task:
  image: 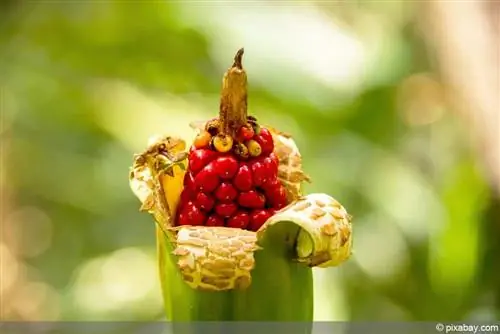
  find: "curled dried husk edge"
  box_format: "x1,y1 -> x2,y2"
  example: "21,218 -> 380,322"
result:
129,128 -> 352,291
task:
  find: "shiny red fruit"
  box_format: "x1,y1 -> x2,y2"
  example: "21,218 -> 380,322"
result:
254,127 -> 274,155
213,156 -> 239,180
267,185 -> 288,210
260,178 -> 281,193
178,201 -> 206,226
258,127 -> 273,142
189,148 -> 218,174
248,209 -> 273,231
233,164 -> 253,191
177,212 -> 190,226
195,192 -> 215,212
227,211 -> 250,229
215,182 -> 238,202
206,214 -> 225,227
238,125 -> 255,141
194,163 -> 219,193
183,172 -> 195,188
251,161 -> 268,187
180,187 -> 194,204
262,156 -> 278,180
238,190 -> 265,209
215,202 -> 238,217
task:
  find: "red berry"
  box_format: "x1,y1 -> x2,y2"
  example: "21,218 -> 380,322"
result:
251,161 -> 268,187
180,187 -> 194,204
238,125 -> 255,141
215,202 -> 238,218
195,192 -> 215,212
267,185 -> 288,210
215,182 -> 238,202
178,201 -> 206,226
206,214 -> 225,227
233,164 -> 253,191
194,163 -> 219,193
262,156 -> 278,180
213,156 -> 239,180
238,190 -> 265,209
227,211 -> 250,229
189,148 -> 218,174
248,209 -> 273,231
183,172 -> 195,188
261,178 -> 281,193
177,212 -> 190,226
254,127 -> 274,155
258,127 -> 273,142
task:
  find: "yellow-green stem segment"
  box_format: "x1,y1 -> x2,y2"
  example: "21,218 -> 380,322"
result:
157,223 -> 313,322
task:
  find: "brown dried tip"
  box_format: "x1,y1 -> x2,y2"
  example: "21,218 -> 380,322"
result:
232,48 -> 244,69
218,48 -> 248,137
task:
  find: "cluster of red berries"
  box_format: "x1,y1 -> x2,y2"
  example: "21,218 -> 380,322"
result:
176,119 -> 289,232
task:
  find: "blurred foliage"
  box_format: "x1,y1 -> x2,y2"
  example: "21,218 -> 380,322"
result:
1,0 -> 499,323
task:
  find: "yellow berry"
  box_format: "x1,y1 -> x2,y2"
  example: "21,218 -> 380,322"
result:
213,134 -> 233,153
193,131 -> 212,149
246,139 -> 262,157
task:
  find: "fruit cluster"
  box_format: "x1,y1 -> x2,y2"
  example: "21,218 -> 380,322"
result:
176,118 -> 289,231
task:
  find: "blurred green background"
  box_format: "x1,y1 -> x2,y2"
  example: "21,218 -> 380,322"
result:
1,0 -> 499,322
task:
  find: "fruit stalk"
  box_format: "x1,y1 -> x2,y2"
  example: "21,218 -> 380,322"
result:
129,49 -> 353,327
218,47 -> 248,137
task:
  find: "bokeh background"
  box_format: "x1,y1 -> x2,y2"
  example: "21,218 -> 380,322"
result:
1,0 -> 499,322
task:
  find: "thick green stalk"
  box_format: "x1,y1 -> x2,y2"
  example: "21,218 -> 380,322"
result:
157,222 -> 313,322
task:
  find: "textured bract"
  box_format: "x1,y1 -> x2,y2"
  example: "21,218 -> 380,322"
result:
267,126 -> 311,202
129,130 -> 353,291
